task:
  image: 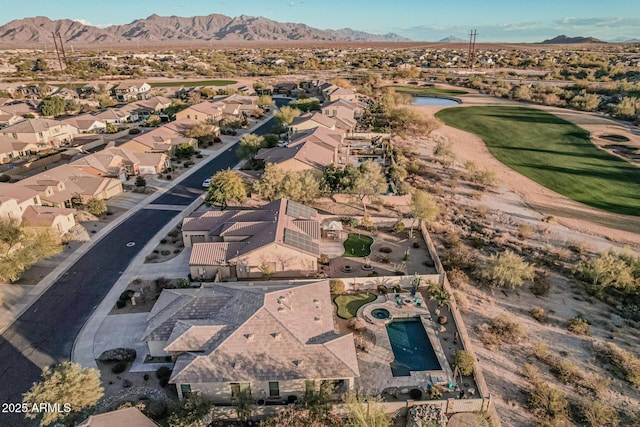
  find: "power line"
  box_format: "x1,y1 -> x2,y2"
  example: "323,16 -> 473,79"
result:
468,29 -> 477,69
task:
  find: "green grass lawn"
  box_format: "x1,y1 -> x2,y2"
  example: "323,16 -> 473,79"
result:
343,233 -> 374,257
149,79 -> 237,88
387,85 -> 468,96
334,292 -> 377,319
436,106 -> 640,216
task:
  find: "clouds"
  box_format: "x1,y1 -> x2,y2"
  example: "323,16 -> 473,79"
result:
396,16 -> 640,42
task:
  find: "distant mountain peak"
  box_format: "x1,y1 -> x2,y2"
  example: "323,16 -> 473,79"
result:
0,13 -> 411,45
439,35 -> 466,43
540,34 -> 605,44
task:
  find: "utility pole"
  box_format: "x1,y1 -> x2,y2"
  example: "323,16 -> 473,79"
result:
52,32 -> 63,71
58,33 -> 68,67
468,29 -> 477,69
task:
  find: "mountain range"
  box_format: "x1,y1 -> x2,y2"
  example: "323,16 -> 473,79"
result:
0,14 -> 410,45
540,35 -> 605,44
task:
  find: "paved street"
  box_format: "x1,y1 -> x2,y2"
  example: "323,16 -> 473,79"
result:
0,112 -> 282,426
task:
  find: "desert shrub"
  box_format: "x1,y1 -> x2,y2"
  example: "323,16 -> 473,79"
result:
319,254 -> 330,265
567,316 -> 590,335
412,242 -> 420,248
530,272 -> 551,296
166,175 -> 172,180
379,246 -> 392,253
447,268 -> 469,288
428,386 -> 442,400
521,363 -> 540,383
481,314 -> 527,347
530,307 -> 548,323
443,231 -> 461,248
391,221 -> 405,233
160,250 -> 170,256
347,317 -> 367,332
111,362 -> 126,374
442,245 -> 476,270
534,341 -> 549,361
517,224 -> 534,240
173,249 -> 180,254
594,342 -> 640,385
453,290 -> 469,312
568,240 -> 592,255
377,285 -> 388,294
116,299 -> 126,309
478,250 -> 535,289
527,381 -> 569,423
453,350 -> 475,376
476,205 -> 488,218
548,358 -> 582,385
579,398 -> 619,427
160,239 -> 167,244
329,279 -> 345,295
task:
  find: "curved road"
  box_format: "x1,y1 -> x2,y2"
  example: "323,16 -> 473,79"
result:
0,115 -> 279,426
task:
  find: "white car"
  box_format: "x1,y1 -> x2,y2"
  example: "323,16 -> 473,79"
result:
202,178 -> 211,188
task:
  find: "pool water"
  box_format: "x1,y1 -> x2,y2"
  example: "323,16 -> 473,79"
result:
412,96 -> 460,107
371,308 -> 390,319
386,319 -> 441,376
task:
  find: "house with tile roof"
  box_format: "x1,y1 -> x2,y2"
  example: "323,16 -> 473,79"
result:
183,199 -> 321,281
112,81 -> 151,102
289,112 -> 339,134
0,118 -> 78,149
322,99 -> 364,119
144,280 -> 359,402
120,120 -> 198,154
174,101 -> 223,124
79,407 -> 158,427
62,114 -> 107,134
0,183 -> 76,235
255,126 -> 347,171
20,165 -> 122,208
70,147 -> 169,181
0,136 -> 39,163
92,108 -> 130,124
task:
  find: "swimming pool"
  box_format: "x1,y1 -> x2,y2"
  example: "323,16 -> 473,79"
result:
386,319 -> 441,376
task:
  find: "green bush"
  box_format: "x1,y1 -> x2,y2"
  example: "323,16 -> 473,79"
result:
161,250 -> 171,256
567,316 -> 590,335
116,299 -> 126,309
391,221 -> 405,233
156,366 -> 172,386
530,307 -> 548,323
527,381 -> 569,423
453,350 -> 475,376
329,279 -> 345,295
594,342 -> 640,385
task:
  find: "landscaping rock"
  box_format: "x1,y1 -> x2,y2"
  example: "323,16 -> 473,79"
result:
406,404 -> 447,427
97,348 -> 137,363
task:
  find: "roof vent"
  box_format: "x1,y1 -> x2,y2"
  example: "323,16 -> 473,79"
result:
244,333 -> 254,342
314,316 -> 321,322
293,359 -> 304,367
271,332 -> 282,340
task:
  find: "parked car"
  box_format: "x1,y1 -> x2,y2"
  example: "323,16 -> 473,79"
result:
202,178 -> 211,188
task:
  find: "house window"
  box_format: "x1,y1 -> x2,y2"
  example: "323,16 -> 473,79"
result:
12,133 -> 17,139
33,197 -> 38,204
230,382 -> 251,399
180,384 -> 192,396
194,115 -> 198,120
39,132 -> 43,138
269,382 -> 279,397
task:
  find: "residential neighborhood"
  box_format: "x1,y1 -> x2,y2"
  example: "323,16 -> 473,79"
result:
0,7 -> 639,427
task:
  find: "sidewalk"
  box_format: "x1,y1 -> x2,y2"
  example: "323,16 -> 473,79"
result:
71,114 -> 273,369
0,113 -> 272,340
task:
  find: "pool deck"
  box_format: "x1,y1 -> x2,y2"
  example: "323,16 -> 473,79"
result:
354,293 -> 454,395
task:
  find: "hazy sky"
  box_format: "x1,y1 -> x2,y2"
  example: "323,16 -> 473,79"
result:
4,0 -> 639,42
